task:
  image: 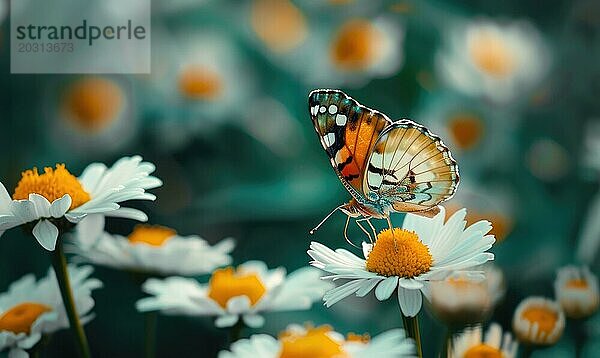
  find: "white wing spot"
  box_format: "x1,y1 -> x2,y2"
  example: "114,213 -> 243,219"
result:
323,132 -> 336,148
336,114 -> 347,126
311,105 -> 319,116
319,106 -> 327,113
328,105 -> 338,114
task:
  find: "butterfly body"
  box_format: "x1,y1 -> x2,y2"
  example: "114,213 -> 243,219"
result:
309,89 -> 459,236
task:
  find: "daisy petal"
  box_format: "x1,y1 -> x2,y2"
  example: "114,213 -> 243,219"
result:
28,194 -> 51,218
215,314 -> 239,328
32,219 -> 59,251
243,314 -> 265,328
397,287 -> 422,317
50,194 -> 72,218
398,278 -> 424,290
8,348 -> 29,358
375,276 -> 398,300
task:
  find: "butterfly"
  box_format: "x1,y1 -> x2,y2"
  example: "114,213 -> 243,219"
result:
308,89 -> 459,243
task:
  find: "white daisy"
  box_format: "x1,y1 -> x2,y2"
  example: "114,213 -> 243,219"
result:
436,17 -> 550,104
135,261 -> 332,328
450,323 -> 518,358
219,324 -> 415,358
46,76 -> 138,156
512,296 -> 565,346
429,264 -> 505,326
308,206 -> 495,317
0,265 -> 102,358
0,156 -> 162,251
554,266 -> 599,319
69,223 -> 234,276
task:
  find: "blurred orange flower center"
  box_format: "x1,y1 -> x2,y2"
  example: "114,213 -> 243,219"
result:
331,19 -> 381,71
251,0 -> 307,53
0,302 -> 52,334
12,164 -> 90,210
463,343 -> 502,358
345,332 -> 370,343
448,113 -> 484,150
565,279 -> 589,289
62,77 -> 124,132
366,228 -> 433,278
207,267 -> 267,308
279,325 -> 347,358
178,66 -> 223,100
128,225 -> 176,247
521,305 -> 558,335
468,30 -> 515,77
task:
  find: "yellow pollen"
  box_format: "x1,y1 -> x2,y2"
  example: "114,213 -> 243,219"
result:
0,302 -> 52,334
207,267 -> 267,309
178,66 -> 224,100
251,0 -> 307,54
463,343 -> 503,358
330,19 -> 381,71
447,113 -> 484,150
565,279 -> 589,289
61,77 -> 124,132
128,225 -> 176,247
521,306 -> 558,336
278,325 -> 347,358
468,30 -> 515,77
12,164 -> 90,210
366,228 -> 433,278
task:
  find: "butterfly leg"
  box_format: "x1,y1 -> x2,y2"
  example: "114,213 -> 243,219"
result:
343,215 -> 361,249
355,219 -> 373,244
366,218 -> 377,242
386,215 -> 398,249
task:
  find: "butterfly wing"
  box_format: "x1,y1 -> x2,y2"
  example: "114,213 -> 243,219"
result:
309,89 -> 392,200
364,119 -> 459,213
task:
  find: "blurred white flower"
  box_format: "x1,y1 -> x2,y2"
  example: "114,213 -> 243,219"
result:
136,261 -> 331,328
248,0 -> 308,54
436,18 -> 550,104
0,156 -> 161,251
577,120 -> 600,264
525,138 -> 570,181
46,76 -> 138,155
70,224 -> 234,276
0,265 -> 102,358
450,323 -> 517,358
512,296 -> 565,346
308,207 -> 495,317
429,264 -> 505,326
554,266 -> 599,319
219,324 -> 415,358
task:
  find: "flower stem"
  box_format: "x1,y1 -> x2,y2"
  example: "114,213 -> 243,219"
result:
522,345 -> 534,358
50,240 -> 92,358
401,313 -> 422,358
229,320 -> 245,344
144,311 -> 157,358
440,326 -> 455,358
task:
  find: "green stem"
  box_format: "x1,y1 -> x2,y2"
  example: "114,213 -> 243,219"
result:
522,345 -> 535,358
229,320 -> 245,344
144,311 -> 157,358
402,313 -> 422,358
441,326 -> 454,358
50,240 -> 92,358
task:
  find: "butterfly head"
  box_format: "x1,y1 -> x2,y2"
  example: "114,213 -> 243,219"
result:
340,199 -> 362,218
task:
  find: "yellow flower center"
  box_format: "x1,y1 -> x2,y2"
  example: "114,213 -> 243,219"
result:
565,279 -> 589,289
278,325 -> 347,358
207,267 -> 267,309
447,113 -> 484,150
463,343 -> 503,358
12,164 -> 90,210
61,77 -> 124,132
468,30 -> 515,77
251,0 -> 307,53
345,332 -> 370,343
0,302 -> 52,334
366,228 -> 433,278
178,66 -> 223,101
521,305 -> 558,336
127,225 -> 176,247
330,19 -> 381,71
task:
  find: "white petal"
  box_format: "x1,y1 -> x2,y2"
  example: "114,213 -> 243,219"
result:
50,195 -> 72,218
397,287 -> 422,317
243,314 -> 265,328
375,276 -> 398,300
32,220 -> 59,251
226,296 -> 251,314
28,194 -> 51,218
8,348 -> 29,358
398,278 -> 424,290
0,182 -> 13,215
104,207 -> 148,221
215,314 -> 239,328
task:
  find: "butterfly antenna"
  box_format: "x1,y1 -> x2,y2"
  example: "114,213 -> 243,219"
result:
309,204 -> 344,235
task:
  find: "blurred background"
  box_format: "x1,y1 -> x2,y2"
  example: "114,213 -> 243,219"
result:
0,0 -> 599,357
